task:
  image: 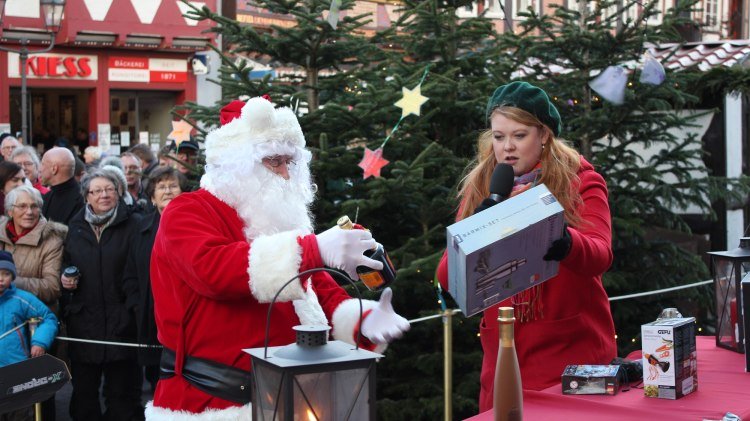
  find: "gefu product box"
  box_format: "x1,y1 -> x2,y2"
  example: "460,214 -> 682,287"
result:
641,317 -> 698,399
446,184 -> 564,317
562,365 -> 621,395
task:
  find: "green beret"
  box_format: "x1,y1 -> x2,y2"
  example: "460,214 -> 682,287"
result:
485,81 -> 562,136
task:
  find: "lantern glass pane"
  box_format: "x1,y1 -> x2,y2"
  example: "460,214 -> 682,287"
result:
714,258 -> 739,348
253,363 -> 286,421
42,4 -> 64,32
293,367 -> 371,421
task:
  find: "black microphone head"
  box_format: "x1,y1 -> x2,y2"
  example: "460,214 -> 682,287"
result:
489,163 -> 515,198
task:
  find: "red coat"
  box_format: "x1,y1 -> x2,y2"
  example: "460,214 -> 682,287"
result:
149,189 -> 368,418
438,158 -> 616,412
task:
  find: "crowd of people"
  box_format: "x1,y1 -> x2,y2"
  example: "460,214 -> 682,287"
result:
0,81 -> 615,421
0,137 -> 197,421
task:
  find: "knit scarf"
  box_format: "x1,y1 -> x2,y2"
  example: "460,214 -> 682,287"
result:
509,161 -> 544,323
84,205 -> 117,241
6,221 -> 37,244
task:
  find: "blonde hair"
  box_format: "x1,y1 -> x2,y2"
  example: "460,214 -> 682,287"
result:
457,107 -> 583,226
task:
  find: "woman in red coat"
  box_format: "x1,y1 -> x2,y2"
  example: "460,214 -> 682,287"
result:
437,81 -> 617,412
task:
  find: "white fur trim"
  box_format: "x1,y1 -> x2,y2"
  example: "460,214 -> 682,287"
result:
248,231 -> 305,302
331,298 -> 387,353
293,279 -> 328,326
204,97 -> 305,169
145,401 -> 252,421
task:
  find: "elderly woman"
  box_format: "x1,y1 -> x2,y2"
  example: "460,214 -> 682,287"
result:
0,161 -> 26,215
123,166 -> 186,391
11,146 -> 49,194
0,186 -> 66,308
60,169 -> 143,420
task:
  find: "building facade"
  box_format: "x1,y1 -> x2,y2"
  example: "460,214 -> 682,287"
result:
0,0 -> 217,155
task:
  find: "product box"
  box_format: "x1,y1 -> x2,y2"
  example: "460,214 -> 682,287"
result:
562,365 -> 621,395
641,317 -> 698,399
446,184 -> 564,317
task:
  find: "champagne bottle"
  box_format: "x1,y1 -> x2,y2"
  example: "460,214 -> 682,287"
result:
336,215 -> 397,291
494,307 -> 522,421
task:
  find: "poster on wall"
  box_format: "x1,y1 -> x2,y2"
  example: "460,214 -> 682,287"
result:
120,132 -> 131,147
98,124 -> 111,151
139,132 -> 149,144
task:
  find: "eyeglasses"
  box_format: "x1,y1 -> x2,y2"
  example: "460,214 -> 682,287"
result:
155,183 -> 181,193
17,161 -> 35,168
262,155 -> 296,168
12,203 -> 40,212
88,187 -> 116,197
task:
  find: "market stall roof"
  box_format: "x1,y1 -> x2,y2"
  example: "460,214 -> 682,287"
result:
511,40 -> 750,79
650,40 -> 750,71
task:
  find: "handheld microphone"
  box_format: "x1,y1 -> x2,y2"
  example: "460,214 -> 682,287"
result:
474,164 -> 515,214
488,163 -> 515,203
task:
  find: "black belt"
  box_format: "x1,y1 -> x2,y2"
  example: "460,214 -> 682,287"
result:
160,347 -> 253,404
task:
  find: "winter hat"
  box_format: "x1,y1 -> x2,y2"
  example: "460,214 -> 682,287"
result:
0,250 -> 17,280
204,96 -> 306,167
485,81 -> 562,136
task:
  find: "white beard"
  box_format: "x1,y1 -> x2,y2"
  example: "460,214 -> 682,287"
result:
200,147 -> 316,239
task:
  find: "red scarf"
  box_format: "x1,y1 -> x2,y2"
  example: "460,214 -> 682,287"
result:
510,162 -> 544,322
7,221 -> 36,244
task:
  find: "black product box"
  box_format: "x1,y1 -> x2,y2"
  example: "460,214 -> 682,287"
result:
743,276 -> 750,372
561,365 -> 621,395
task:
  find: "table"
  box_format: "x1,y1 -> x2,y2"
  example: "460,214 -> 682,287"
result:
467,337 -> 750,421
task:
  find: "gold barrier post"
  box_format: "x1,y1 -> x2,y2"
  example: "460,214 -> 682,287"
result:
28,318 -> 43,421
443,309 -> 453,421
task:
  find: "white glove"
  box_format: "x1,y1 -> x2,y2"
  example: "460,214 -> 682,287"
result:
316,226 -> 383,279
361,288 -> 410,344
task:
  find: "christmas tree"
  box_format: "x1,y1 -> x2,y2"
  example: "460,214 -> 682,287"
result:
179,0 -> 499,417
174,0 -> 750,418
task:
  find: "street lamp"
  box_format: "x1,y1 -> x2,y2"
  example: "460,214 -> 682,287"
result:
0,0 -> 67,143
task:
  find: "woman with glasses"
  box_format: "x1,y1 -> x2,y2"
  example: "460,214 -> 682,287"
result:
0,185 -> 66,309
60,169 -> 144,421
123,166 -> 186,392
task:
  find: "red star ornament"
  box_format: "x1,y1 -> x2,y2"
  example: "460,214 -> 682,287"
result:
358,147 -> 389,179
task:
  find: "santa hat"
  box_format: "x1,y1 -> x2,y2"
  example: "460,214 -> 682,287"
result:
204,97 -> 306,167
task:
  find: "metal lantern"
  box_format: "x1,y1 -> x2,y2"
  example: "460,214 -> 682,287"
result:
708,237 -> 750,352
245,325 -> 381,421
40,0 -> 66,33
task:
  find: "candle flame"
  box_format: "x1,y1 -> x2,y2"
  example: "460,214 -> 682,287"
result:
306,409 -> 317,421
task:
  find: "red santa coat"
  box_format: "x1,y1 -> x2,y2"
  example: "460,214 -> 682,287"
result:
438,157 -> 617,412
148,189 -> 376,419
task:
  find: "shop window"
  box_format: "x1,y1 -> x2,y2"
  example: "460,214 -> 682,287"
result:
704,0 -> 719,29
483,0 -> 505,18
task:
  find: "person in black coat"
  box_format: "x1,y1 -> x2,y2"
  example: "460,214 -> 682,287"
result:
40,147 -> 85,226
122,166 -> 186,391
59,169 -> 143,421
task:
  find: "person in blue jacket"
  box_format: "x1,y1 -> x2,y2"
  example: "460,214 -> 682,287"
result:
0,249 -> 58,420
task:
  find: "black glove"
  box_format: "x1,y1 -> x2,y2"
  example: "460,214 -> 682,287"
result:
543,224 -> 572,261
473,198 -> 498,215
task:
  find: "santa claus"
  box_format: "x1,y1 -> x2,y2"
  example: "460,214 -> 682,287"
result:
146,97 -> 409,420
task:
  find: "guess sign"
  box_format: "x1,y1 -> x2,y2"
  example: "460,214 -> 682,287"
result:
8,53 -> 98,80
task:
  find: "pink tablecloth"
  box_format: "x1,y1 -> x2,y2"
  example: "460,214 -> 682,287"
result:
466,336 -> 750,421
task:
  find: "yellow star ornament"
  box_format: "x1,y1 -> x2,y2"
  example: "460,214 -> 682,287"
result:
167,119 -> 193,147
394,84 -> 429,118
